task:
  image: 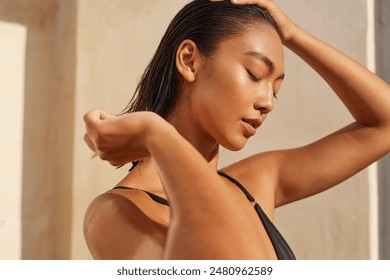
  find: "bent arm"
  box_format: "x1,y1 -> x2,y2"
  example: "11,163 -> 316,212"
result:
84,111 -> 267,259
220,0 -> 390,206
274,21 -> 390,206
144,116 -> 265,259
286,28 -> 390,128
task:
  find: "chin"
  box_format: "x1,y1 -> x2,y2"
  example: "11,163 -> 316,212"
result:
220,137 -> 248,152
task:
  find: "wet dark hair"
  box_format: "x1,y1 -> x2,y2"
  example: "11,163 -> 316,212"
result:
123,0 -> 278,119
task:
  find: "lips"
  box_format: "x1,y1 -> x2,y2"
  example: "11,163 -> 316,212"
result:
242,118 -> 262,129
242,118 -> 262,137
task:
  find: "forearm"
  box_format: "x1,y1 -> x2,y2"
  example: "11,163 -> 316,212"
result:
146,119 -> 227,216
144,116 -> 256,259
285,27 -> 390,127
84,110 -> 259,258
273,27 -> 390,204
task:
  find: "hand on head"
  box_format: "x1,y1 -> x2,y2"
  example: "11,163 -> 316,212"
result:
209,0 -> 298,43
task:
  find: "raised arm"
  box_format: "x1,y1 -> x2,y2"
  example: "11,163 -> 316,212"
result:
84,110 -> 268,259
225,0 -> 390,206
277,31 -> 390,206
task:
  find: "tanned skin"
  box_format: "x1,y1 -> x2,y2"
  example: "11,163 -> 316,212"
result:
83,0 -> 390,259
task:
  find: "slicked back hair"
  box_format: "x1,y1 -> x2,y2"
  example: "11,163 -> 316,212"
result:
123,0 -> 278,119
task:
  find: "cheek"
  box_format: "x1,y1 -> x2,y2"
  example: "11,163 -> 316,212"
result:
190,62 -> 251,130
191,69 -> 227,111
207,64 -> 249,106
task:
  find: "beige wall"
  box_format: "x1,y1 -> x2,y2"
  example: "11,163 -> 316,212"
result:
0,0 -> 76,259
71,0 -> 184,260
377,0 -> 390,259
218,0 -> 374,259
0,0 -> 381,259
0,22 -> 26,259
269,0 -> 374,260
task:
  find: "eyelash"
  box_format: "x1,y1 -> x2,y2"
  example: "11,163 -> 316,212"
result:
246,69 -> 260,83
246,69 -> 278,100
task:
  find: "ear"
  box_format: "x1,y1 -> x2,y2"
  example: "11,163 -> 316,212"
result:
175,39 -> 202,83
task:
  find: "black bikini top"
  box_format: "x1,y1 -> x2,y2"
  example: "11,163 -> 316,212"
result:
113,171 -> 296,260
114,186 -> 169,205
217,171 -> 296,260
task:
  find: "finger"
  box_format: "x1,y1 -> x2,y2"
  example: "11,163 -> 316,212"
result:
230,0 -> 275,9
83,109 -> 100,129
99,109 -> 114,121
84,133 -> 97,153
83,108 -> 113,126
209,0 -> 276,13
83,109 -> 114,142
108,154 -> 147,168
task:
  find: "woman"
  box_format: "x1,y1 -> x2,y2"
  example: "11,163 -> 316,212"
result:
83,0 -> 390,260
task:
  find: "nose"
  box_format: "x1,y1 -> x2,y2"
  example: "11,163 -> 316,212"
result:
254,87 -> 274,115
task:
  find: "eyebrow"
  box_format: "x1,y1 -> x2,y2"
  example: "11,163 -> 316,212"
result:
245,51 -> 285,80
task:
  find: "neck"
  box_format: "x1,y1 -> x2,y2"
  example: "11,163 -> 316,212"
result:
118,105 -> 220,194
118,110 -> 220,194
169,112 -> 220,170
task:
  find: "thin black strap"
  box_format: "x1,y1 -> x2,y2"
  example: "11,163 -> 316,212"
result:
113,186 -> 169,206
217,171 -> 296,260
217,171 -> 256,204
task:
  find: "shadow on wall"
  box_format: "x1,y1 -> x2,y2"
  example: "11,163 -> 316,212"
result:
0,0 -> 77,259
376,0 -> 390,261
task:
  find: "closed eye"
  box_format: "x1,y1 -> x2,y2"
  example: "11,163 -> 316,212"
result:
247,69 -> 279,100
246,69 -> 260,83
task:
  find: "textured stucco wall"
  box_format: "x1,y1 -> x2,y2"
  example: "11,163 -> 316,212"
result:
0,0 -> 379,259
221,0 -> 372,259
71,0 -> 185,260
0,22 -> 26,260
72,0 -> 373,260
0,0 -> 76,259
271,0 -> 371,260
376,0 -> 390,260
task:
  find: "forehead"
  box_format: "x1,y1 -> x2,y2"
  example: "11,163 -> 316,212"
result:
214,26 -> 284,70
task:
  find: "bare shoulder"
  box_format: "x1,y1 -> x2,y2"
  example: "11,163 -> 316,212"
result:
220,151 -> 284,215
83,190 -> 169,260
222,122 -> 383,209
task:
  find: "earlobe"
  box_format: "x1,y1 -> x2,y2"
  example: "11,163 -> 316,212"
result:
176,39 -> 201,83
